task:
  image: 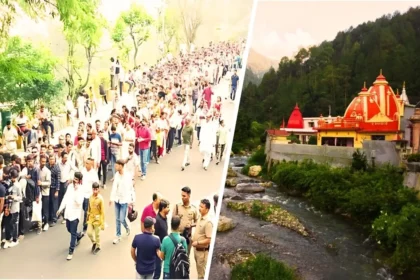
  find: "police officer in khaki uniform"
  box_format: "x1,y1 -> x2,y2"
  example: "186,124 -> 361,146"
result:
173,186 -> 198,256
191,198 -> 213,279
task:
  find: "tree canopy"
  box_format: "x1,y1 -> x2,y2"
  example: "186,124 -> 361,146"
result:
0,36 -> 62,113
234,7 -> 420,152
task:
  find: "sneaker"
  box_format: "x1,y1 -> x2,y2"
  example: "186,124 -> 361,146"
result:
93,247 -> 101,255
43,224 -> 49,231
91,244 -> 96,253
61,220 -> 66,224
204,167 -> 208,171
126,228 -> 131,237
67,254 -> 73,261
216,161 -> 220,165
156,160 -> 160,164
50,222 -> 56,227
181,167 -> 185,171
3,241 -> 10,249
186,163 -> 190,166
113,237 -> 121,244
8,241 -> 19,248
141,175 -> 146,181
37,228 -> 42,235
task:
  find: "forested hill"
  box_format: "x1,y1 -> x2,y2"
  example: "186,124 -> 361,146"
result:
233,6 -> 420,152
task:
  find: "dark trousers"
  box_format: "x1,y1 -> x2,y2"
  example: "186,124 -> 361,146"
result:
196,126 -> 201,141
58,182 -> 68,218
66,219 -> 79,254
98,160 -> 108,184
41,195 -> 50,226
119,81 -> 123,96
217,144 -> 226,161
177,126 -> 183,145
166,127 -> 176,152
82,198 -> 89,232
153,257 -> 162,279
192,98 -> 198,112
150,140 -> 158,162
42,120 -> 54,136
101,95 -> 108,104
4,213 -> 18,242
18,202 -> 26,236
230,86 -> 237,100
49,188 -> 58,223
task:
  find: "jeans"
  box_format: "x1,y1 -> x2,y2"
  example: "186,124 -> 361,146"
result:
136,272 -> 154,279
146,148 -> 150,164
150,140 -> 158,162
196,126 -> 201,141
119,81 -> 123,96
98,159 -> 108,184
140,149 -> 148,176
153,258 -> 162,279
192,98 -> 198,112
114,202 -> 128,237
167,127 -> 176,152
66,219 -> 79,254
177,127 -> 183,145
48,188 -> 58,223
82,198 -> 89,232
163,272 -> 170,279
230,86 -> 237,100
110,153 -> 117,175
41,195 -> 50,226
42,120 -> 54,136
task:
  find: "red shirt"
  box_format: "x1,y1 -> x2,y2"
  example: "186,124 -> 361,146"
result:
135,126 -> 151,150
141,203 -> 157,223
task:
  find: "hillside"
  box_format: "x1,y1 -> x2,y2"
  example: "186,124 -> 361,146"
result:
246,48 -> 278,74
234,6 -> 420,152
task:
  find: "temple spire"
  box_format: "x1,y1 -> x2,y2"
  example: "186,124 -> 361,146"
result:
380,69 -> 382,75
401,81 -> 410,105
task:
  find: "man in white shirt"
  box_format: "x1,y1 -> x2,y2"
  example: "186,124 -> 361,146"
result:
199,115 -> 217,171
81,158 -> 99,233
58,151 -> 76,223
2,121 -> 18,154
89,129 -> 102,170
56,171 -> 84,261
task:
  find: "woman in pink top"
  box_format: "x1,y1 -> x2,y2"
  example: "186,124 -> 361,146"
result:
214,96 -> 222,114
202,81 -> 213,109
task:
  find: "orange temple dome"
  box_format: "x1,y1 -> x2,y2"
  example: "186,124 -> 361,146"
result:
287,103 -> 304,129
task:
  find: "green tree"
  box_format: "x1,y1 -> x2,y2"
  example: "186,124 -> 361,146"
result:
178,0 -> 202,49
112,4 -> 153,68
0,36 -> 63,113
157,8 -> 180,55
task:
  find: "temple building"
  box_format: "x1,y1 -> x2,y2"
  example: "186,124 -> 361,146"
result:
266,104 -> 317,144
315,71 -> 413,148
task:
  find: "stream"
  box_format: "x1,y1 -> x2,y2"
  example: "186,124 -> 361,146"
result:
209,156 -> 394,280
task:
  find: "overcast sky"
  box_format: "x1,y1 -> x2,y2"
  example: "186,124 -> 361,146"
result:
251,1 -> 419,60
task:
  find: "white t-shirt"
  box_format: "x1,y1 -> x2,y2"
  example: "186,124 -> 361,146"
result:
15,116 -> 28,126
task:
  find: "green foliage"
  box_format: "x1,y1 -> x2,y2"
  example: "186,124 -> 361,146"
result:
351,149 -> 368,171
112,4 -> 153,67
156,8 -> 180,55
231,254 -> 300,280
0,37 -> 63,113
233,120 -> 269,153
406,153 -> 420,162
308,136 -> 317,145
268,160 -> 420,274
241,146 -> 266,175
287,132 -> 301,144
235,8 -> 420,150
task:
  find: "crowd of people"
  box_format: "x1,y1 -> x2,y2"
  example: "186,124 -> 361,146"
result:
0,39 -> 244,279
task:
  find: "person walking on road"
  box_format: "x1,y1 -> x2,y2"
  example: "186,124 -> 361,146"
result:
191,199 -> 213,279
230,69 -> 239,101
181,118 -> 194,171
109,159 -> 133,244
56,171 -> 85,261
131,216 -> 162,279
86,182 -> 105,255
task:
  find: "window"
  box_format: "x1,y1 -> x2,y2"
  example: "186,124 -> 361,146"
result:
308,122 -> 314,128
371,135 -> 385,140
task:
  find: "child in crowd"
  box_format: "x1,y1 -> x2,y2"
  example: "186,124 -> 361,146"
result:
86,182 -> 105,255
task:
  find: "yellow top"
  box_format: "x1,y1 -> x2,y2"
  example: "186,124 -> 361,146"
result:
87,194 -> 105,226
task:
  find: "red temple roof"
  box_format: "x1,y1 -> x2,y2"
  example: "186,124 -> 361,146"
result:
287,103 -> 304,129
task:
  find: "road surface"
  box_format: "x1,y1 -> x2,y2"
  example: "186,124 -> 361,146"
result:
0,72 -> 241,279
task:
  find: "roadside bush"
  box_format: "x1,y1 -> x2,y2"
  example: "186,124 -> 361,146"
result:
406,153 -> 420,162
231,254 -> 300,280
241,146 -> 266,175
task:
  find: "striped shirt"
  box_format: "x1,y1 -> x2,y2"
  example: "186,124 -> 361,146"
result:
47,163 -> 61,190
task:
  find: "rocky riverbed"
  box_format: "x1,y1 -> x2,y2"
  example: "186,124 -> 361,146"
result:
209,158 -> 394,280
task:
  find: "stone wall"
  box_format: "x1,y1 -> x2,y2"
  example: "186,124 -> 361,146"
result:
265,136 -> 401,167
403,163 -> 420,192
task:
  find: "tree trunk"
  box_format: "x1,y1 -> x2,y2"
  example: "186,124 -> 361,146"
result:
78,47 -> 93,92
133,46 -> 138,68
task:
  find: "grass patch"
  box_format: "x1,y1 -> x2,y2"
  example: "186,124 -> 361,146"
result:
227,200 -> 309,236
231,254 -> 300,280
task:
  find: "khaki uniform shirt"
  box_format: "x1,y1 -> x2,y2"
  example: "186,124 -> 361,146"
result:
87,194 -> 105,226
173,203 -> 198,232
191,214 -> 213,248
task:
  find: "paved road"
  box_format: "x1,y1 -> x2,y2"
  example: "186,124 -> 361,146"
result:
0,73 -> 241,279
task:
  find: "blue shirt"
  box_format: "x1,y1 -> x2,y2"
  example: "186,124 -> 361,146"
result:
231,74 -> 239,87
132,232 -> 161,275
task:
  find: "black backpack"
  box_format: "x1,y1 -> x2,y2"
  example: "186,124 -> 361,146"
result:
169,234 -> 190,279
24,179 -> 36,207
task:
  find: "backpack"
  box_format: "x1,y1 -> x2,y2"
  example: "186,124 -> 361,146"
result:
24,179 -> 36,207
169,234 -> 190,279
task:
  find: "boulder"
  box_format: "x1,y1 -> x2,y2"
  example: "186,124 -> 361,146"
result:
259,182 -> 273,188
235,183 -> 265,193
231,195 -> 245,200
218,216 -> 235,232
248,165 -> 262,177
225,178 -> 238,188
227,167 -> 237,178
